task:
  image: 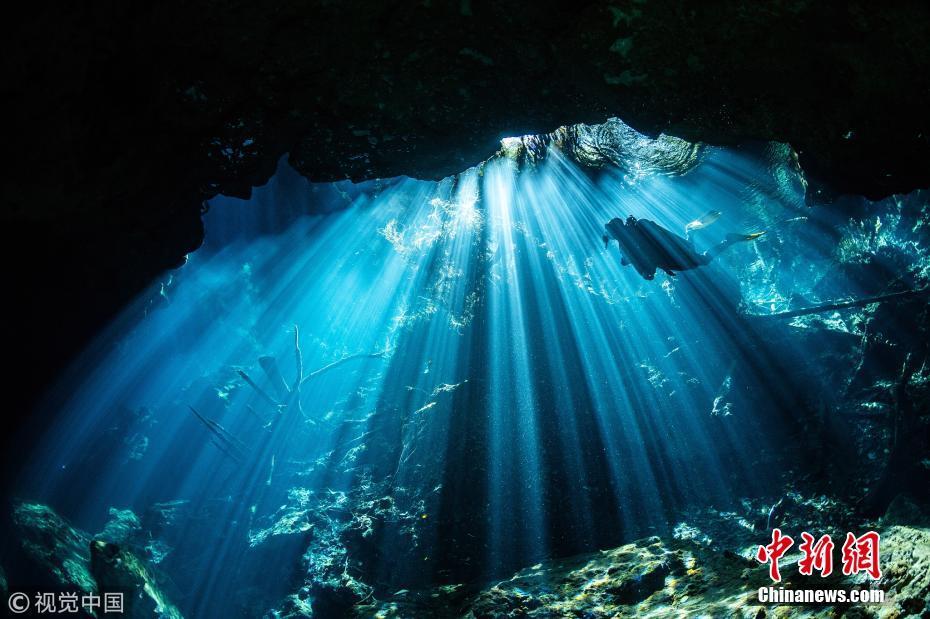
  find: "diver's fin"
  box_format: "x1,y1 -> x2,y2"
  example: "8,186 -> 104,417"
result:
726,231 -> 766,242
703,231 -> 766,262
685,210 -> 722,234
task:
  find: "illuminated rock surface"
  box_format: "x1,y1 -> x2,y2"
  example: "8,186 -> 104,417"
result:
357,508 -> 929,618
12,502 -> 182,618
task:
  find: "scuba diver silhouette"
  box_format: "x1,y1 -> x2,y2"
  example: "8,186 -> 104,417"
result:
603,211 -> 764,280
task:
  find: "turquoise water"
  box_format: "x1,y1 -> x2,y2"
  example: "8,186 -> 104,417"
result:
14,129 -> 918,616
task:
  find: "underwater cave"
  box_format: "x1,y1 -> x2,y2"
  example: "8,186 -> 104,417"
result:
5,118 -> 930,617
4,3 -> 930,617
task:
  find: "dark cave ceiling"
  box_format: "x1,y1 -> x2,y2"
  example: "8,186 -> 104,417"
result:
2,0 -> 930,429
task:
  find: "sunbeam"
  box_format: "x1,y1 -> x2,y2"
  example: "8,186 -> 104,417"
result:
12,121 -> 927,616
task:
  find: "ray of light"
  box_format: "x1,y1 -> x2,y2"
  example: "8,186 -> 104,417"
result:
15,137 -> 841,615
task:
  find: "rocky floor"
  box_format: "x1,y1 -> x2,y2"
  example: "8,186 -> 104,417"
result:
357,516 -> 929,618
8,491 -> 930,617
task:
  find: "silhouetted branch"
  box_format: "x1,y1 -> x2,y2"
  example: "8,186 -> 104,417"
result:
749,289 -> 929,319
300,350 -> 393,386
237,369 -> 281,407
238,335 -> 392,421
293,325 -> 303,390
189,406 -> 248,462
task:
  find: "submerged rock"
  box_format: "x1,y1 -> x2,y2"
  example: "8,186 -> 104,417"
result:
883,495 -> 930,530
468,537 -> 685,616
90,540 -> 184,619
248,487 -> 318,548
12,501 -> 96,593
95,507 -> 144,546
11,501 -> 184,618
878,526 -> 930,617
256,478 -> 430,617
356,502 -> 930,618
498,117 -> 703,180
358,533 -> 770,617
141,499 -> 192,564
